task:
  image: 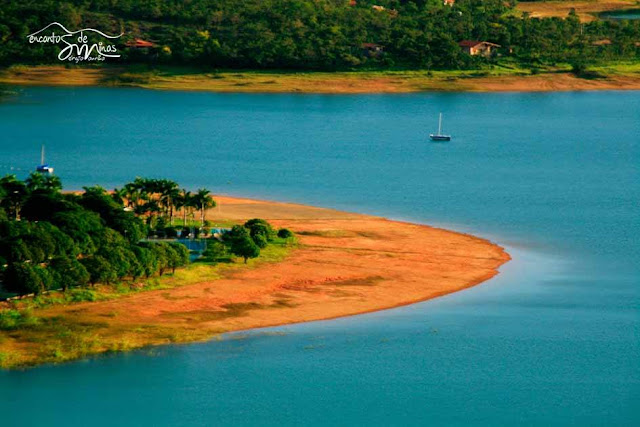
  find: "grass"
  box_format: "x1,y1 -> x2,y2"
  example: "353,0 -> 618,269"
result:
0,309 -> 40,330
2,62 -> 640,93
591,61 -> 640,74
161,217 -> 237,229
0,237 -> 297,369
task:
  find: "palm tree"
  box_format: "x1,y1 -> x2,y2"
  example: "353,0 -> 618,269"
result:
112,187 -> 126,206
25,172 -> 46,192
118,179 -> 146,211
42,174 -> 62,192
175,189 -> 192,227
158,179 -> 179,224
26,173 -> 62,195
192,189 -> 216,227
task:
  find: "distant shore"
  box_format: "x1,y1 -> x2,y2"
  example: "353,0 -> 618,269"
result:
1,65 -> 640,93
0,195 -> 509,368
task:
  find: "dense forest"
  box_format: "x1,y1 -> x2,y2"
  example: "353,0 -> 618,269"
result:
0,174 -> 291,297
0,0 -> 638,70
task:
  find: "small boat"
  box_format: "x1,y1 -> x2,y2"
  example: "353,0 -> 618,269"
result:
36,145 -> 54,174
429,113 -> 451,141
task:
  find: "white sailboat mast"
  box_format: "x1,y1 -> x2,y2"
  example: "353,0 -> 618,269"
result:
438,113 -> 443,135
41,145 -> 45,165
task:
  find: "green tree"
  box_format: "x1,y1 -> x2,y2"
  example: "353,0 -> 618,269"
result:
37,222 -> 77,257
7,239 -> 32,263
21,191 -> 73,222
245,218 -> 276,241
80,186 -> 122,217
167,242 -> 189,273
25,172 -> 62,193
174,189 -> 193,227
80,255 -> 117,285
50,256 -> 90,291
0,175 -> 28,220
158,179 -> 180,224
202,240 -> 228,262
51,210 -> 104,254
192,189 -> 216,227
4,263 -> 49,296
145,242 -> 170,276
224,224 -> 250,242
132,245 -> 158,278
22,230 -> 56,263
230,234 -> 260,263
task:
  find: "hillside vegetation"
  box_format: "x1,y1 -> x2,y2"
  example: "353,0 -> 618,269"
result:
1,0 -> 639,71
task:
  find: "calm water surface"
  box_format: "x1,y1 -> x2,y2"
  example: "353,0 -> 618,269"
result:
0,88 -> 638,426
600,10 -> 640,20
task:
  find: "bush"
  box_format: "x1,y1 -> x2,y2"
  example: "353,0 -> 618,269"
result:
223,225 -> 249,242
202,240 -> 228,262
244,219 -> 276,241
277,228 -> 294,239
67,288 -> 97,303
147,243 -> 170,276
0,309 -> 38,330
168,242 -> 190,272
571,61 -> 587,76
132,245 -> 157,278
252,233 -> 268,248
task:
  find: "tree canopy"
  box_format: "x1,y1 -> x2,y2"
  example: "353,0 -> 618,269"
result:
0,174 -> 215,296
0,0 -> 637,70
0,173 -> 289,297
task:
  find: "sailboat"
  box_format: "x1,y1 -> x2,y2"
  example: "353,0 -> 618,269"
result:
36,145 -> 54,174
429,113 -> 451,141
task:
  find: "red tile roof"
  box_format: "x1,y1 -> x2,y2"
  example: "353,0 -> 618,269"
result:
458,40 -> 500,48
592,39 -> 612,46
125,39 -> 155,48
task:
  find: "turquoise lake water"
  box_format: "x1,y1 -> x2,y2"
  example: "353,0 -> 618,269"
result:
0,87 -> 638,425
600,10 -> 640,20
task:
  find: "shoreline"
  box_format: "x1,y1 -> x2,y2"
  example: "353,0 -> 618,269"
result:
0,195 -> 510,369
2,65 -> 640,93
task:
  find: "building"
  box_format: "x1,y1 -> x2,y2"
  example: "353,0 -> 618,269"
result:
125,39 -> 155,48
591,39 -> 612,46
458,40 -> 501,57
361,43 -> 384,58
444,0 -> 455,6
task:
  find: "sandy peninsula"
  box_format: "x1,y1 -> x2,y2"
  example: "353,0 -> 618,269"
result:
0,196 -> 509,368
